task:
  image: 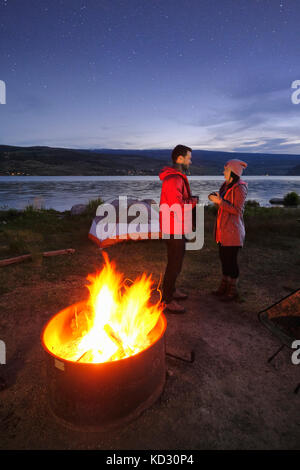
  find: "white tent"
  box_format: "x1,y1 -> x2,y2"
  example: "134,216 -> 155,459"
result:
89,197 -> 161,248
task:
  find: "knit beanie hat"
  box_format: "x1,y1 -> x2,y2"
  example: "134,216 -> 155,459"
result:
225,159 -> 247,177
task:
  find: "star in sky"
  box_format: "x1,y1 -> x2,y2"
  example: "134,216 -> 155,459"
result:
0,0 -> 298,152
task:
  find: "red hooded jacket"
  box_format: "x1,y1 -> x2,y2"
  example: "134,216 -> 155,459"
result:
215,180 -> 248,246
159,166 -> 198,235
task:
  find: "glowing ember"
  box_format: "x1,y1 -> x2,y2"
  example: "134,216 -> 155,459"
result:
52,253 -> 164,363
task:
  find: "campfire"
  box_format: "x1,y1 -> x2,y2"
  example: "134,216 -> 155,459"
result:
44,253 -> 164,364
41,253 -> 167,429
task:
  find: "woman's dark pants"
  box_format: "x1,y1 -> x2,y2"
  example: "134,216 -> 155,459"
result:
162,236 -> 186,304
218,244 -> 240,279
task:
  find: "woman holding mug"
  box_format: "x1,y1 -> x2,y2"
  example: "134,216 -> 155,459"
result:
208,159 -> 248,301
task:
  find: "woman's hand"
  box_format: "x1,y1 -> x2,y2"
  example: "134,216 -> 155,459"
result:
208,192 -> 222,204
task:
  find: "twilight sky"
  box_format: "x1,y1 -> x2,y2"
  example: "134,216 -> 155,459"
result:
0,0 -> 300,152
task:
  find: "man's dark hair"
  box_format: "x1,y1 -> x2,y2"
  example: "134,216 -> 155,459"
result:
171,145 -> 192,163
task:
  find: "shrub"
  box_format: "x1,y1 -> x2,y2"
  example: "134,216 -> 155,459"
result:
283,192 -> 300,207
24,204 -> 38,212
245,200 -> 260,208
0,208 -> 20,222
83,198 -> 103,217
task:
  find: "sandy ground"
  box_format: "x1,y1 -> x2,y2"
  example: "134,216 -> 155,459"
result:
0,274 -> 299,450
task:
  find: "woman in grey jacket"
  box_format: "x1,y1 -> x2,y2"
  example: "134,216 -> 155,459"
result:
208,159 -> 248,300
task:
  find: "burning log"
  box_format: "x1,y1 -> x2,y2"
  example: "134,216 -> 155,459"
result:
103,324 -> 126,358
76,349 -> 93,363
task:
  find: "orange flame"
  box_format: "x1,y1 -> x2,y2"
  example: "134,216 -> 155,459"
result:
53,253 -> 164,363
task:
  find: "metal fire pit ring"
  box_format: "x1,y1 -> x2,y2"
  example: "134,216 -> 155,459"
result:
41,301 -> 167,431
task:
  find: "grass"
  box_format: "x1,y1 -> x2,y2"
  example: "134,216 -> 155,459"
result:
0,201 -> 299,313
83,197 -> 103,217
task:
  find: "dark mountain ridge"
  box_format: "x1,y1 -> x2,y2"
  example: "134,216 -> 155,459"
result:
1,145 -> 300,175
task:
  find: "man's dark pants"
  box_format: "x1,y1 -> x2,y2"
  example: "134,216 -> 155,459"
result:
162,235 -> 186,304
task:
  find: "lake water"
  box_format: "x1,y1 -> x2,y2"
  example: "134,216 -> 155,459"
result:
0,175 -> 300,211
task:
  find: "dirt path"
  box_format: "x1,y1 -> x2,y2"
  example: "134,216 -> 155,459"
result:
0,277 -> 299,450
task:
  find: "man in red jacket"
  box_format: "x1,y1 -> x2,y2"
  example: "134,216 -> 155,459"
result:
159,145 -> 198,313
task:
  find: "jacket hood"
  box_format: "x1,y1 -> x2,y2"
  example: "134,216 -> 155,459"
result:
159,166 -> 187,181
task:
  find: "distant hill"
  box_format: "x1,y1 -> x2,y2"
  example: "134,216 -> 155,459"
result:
0,145 -> 300,176
288,164 -> 300,175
